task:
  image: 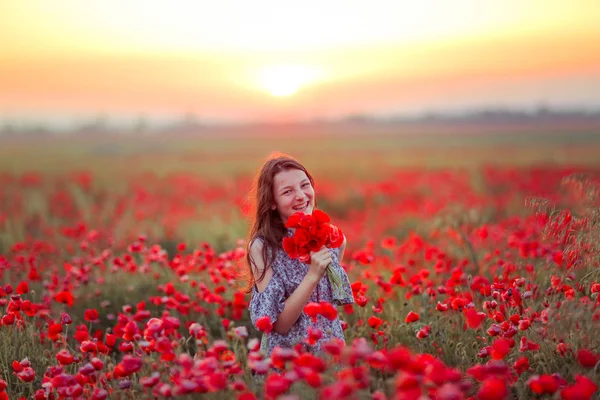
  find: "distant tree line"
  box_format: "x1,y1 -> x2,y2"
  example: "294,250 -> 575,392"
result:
1,107 -> 599,136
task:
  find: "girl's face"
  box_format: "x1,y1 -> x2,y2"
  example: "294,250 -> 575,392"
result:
272,168 -> 315,223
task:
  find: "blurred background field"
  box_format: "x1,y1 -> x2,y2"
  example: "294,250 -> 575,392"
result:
1,120 -> 599,255
2,123 -> 600,179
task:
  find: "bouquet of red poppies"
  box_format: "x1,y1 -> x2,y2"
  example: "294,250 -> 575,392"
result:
282,210 -> 345,294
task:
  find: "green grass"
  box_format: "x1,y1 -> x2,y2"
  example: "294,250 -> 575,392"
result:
1,128 -> 599,181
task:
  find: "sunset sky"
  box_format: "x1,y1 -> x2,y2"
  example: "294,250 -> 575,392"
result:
1,0 -> 600,126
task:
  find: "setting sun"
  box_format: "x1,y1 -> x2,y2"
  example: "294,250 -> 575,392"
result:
258,65 -> 322,97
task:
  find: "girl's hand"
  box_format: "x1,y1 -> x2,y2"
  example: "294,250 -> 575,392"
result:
307,246 -> 331,282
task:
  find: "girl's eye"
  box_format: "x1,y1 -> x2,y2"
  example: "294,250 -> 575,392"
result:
302,183 -> 310,188
283,190 -> 291,195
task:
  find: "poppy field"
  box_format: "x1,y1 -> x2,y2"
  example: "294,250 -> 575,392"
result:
0,132 -> 599,399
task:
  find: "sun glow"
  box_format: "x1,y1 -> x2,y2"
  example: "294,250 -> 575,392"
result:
259,65 -> 322,97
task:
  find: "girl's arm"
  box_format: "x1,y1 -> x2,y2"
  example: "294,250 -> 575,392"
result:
272,273 -> 321,334
274,246 -> 331,334
250,242 -> 330,335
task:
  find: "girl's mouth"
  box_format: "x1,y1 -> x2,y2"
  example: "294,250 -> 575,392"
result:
292,201 -> 309,211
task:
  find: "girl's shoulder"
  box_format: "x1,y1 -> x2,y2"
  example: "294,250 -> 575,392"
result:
248,235 -> 283,265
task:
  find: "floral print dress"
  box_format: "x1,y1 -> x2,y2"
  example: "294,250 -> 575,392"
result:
248,229 -> 354,357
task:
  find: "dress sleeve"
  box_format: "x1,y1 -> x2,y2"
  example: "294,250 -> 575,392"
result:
249,271 -> 286,330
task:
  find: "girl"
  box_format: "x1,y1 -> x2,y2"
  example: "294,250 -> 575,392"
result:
245,153 -> 354,358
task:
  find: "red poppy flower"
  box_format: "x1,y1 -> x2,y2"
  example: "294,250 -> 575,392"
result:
463,308 -> 486,329
416,325 -> 431,339
519,337 -> 540,352
56,349 -> 74,365
282,237 -> 299,259
576,349 -> 598,369
405,311 -> 420,323
15,281 -> 29,295
319,302 -> 338,321
54,291 -> 74,307
48,323 -> 63,341
84,309 -> 99,323
513,356 -> 530,375
16,367 -> 35,383
255,316 -> 273,333
368,316 -> 383,329
328,225 -> 344,248
308,326 -> 323,345
91,389 -> 109,400
304,302 -> 322,322
528,375 -> 559,395
60,313 -> 73,325
561,375 -> 598,400
477,377 -> 508,400
264,374 -> 291,399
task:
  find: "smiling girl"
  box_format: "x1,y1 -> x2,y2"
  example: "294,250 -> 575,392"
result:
245,153 -> 354,357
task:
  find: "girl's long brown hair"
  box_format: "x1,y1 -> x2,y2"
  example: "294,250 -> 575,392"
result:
244,152 -> 315,293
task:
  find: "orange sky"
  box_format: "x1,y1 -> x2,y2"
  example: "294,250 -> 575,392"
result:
1,0 -> 600,125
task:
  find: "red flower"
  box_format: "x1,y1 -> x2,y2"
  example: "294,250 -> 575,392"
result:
54,291 -> 74,307
105,333 -> 117,347
463,308 -> 486,329
513,356 -> 530,375
368,316 -> 383,329
283,210 -> 345,264
15,281 -> 29,295
48,323 -> 63,341
319,302 -> 338,321
576,349 -> 598,368
304,302 -> 322,322
120,355 -> 143,375
1,313 -> 15,325
328,225 -> 344,248
556,343 -> 570,357
323,338 -> 344,356
519,337 -> 540,352
307,326 -> 323,345
528,375 -> 559,395
491,338 -> 511,360
56,349 -> 74,365
561,375 -> 598,400
285,212 -> 305,228
12,359 -> 25,372
255,316 -> 273,333
60,313 -> 73,325
416,325 -> 431,339
84,309 -> 99,323
312,209 -> 331,225
91,389 -> 109,400
91,357 -> 104,370
16,367 -> 35,383
405,311 -> 420,323
264,374 -> 291,398
80,340 -> 98,353
354,295 -> 368,307
140,372 -> 161,388
478,377 -> 508,400
282,237 -> 299,259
